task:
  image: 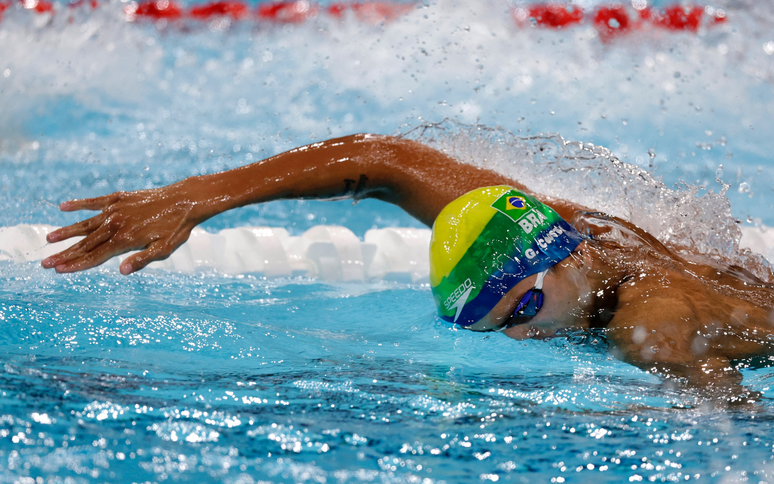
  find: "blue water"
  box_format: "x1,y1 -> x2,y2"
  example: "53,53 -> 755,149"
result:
7,265 -> 774,483
3,0 -> 774,481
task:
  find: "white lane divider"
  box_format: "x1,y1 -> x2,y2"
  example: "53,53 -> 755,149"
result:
2,223 -> 771,282
0,224 -> 433,283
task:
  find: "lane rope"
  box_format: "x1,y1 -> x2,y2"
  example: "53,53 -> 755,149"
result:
1,223 -> 770,280
0,0 -> 728,39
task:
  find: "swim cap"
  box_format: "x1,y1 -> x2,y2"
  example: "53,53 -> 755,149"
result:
430,186 -> 584,326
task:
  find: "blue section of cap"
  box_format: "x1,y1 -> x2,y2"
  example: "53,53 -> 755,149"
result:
440,220 -> 584,326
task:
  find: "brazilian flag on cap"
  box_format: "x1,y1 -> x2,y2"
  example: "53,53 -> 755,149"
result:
430,186 -> 584,326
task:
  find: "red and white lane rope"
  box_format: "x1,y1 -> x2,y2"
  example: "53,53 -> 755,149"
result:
0,0 -> 728,39
513,3 -> 726,41
126,0 -> 416,24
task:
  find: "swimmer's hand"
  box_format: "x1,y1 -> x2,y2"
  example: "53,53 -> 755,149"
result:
41,181 -> 210,275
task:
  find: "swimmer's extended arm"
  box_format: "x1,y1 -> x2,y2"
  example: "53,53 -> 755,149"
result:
42,134 -> 588,274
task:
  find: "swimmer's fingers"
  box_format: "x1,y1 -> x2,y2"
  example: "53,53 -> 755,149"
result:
46,214 -> 105,244
51,238 -> 130,274
119,241 -> 172,275
42,224 -> 116,270
46,192 -> 123,244
59,193 -> 122,212
119,231 -> 191,275
47,228 -> 188,274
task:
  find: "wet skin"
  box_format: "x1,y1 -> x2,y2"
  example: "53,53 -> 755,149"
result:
41,134 -> 774,396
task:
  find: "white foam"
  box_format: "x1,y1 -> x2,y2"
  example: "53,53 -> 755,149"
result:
404,122 -> 774,282
740,226 -> 774,264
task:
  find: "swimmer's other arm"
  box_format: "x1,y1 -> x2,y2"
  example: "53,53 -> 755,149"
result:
42,134 -> 588,275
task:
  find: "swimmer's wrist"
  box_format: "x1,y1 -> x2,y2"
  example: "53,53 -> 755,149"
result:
176,168 -> 279,219
172,175 -> 243,221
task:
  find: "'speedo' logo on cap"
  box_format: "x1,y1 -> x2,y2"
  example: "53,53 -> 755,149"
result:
443,278 -> 475,323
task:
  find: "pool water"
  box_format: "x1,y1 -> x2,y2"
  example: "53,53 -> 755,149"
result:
2,0 -> 774,482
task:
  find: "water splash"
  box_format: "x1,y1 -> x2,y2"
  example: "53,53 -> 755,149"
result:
404,120 -> 773,281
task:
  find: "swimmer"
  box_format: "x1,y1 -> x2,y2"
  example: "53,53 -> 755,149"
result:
40,134 -> 774,399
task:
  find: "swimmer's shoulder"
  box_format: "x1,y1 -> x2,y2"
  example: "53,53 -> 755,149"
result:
605,287 -> 706,367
